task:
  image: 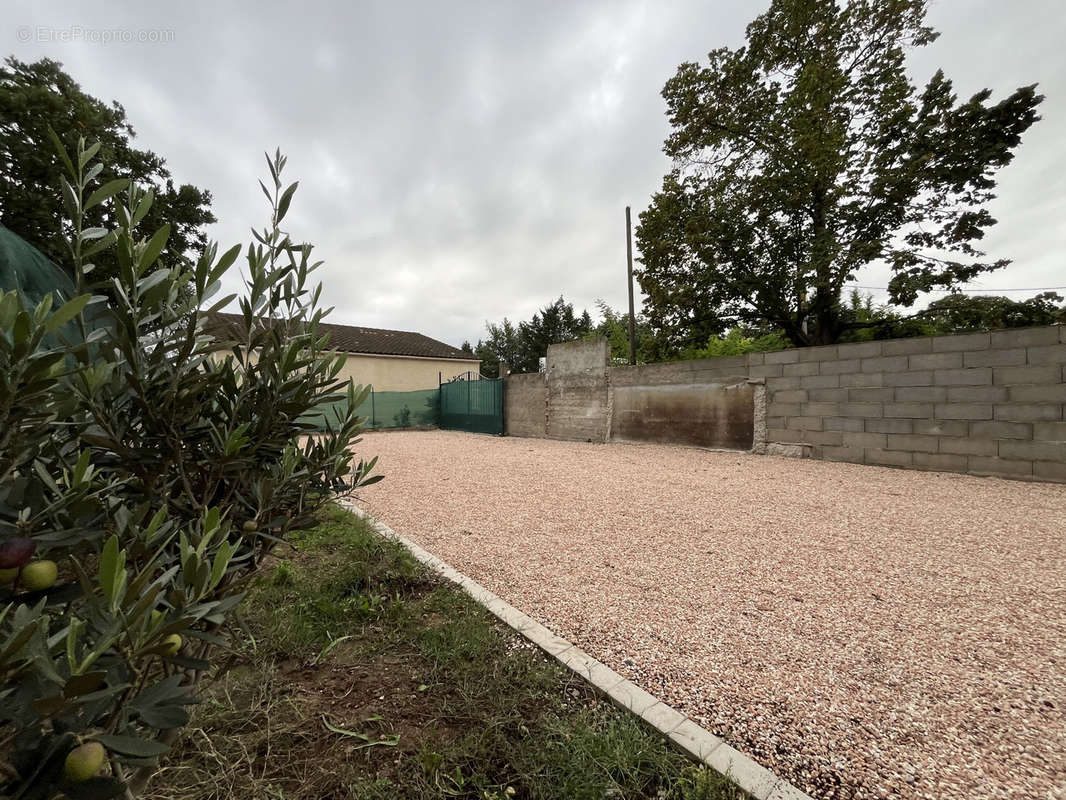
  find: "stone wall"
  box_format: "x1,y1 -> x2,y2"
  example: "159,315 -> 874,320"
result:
502,326 -> 1066,483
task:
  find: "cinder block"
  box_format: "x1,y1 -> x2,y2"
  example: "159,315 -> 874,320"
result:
885,433 -> 939,453
799,374 -> 840,389
934,368 -> 993,386
808,387 -> 849,402
883,370 -> 933,387
835,341 -> 883,359
818,358 -> 861,375
970,421 -> 1032,440
798,345 -> 838,361
995,404 -> 1062,422
820,445 -> 865,463
894,386 -> 947,403
990,326 -> 1061,349
842,431 -> 887,449
865,448 -> 913,467
913,419 -> 968,437
999,439 -> 1066,462
802,402 -> 840,417
940,437 -> 998,456
909,352 -> 963,371
1033,421 -> 1066,441
964,348 -> 1026,368
1027,344 -> 1066,365
764,349 -> 800,365
783,362 -> 820,377
746,353 -> 766,366
865,418 -> 913,434
824,416 -> 865,432
773,389 -> 809,404
798,429 -> 843,446
839,402 -> 883,418
767,403 -> 803,418
946,386 -> 1008,403
1008,384 -> 1066,403
968,456 -> 1033,477
749,364 -> 783,378
765,417 -> 787,429
839,371 -> 884,387
861,355 -> 909,373
786,416 -> 823,431
766,376 -> 801,392
934,403 -> 993,420
913,452 -> 968,472
883,402 -> 933,418
1034,460 -> 1066,482
882,337 -> 933,356
848,387 -> 895,402
932,331 -> 990,352
766,427 -> 793,442
992,365 -> 1061,385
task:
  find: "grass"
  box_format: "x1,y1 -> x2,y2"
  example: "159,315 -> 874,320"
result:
143,505 -> 743,800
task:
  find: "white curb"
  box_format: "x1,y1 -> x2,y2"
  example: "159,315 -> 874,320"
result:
339,499 -> 815,800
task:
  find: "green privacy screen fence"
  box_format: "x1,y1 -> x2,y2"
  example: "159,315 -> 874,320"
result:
308,387 -> 440,431
440,375 -> 504,435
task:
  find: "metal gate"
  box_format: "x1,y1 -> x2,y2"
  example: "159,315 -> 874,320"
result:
439,373 -> 504,435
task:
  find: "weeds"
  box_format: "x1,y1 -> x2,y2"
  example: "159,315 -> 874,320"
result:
144,505 -> 742,800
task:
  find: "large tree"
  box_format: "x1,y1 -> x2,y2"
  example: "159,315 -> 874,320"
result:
0,57 -> 214,278
636,0 -> 1042,348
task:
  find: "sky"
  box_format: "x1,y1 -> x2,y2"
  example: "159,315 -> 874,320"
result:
7,1 -> 1066,348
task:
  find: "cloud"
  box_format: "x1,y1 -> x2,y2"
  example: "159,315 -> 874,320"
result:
7,0 -> 1064,347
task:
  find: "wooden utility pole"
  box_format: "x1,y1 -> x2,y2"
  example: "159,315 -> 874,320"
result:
625,206 -> 636,365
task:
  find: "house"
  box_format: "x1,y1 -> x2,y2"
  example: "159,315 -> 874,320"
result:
211,313 -> 480,391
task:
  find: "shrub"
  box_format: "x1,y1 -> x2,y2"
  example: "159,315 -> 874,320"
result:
0,141 -> 379,798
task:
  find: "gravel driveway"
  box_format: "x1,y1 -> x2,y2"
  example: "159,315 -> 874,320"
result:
352,430 -> 1066,800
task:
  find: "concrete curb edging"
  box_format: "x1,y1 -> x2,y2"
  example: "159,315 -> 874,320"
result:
338,499 -> 814,800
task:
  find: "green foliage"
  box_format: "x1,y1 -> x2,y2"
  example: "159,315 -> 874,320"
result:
586,300 -> 662,364
917,292 -> 1066,333
636,0 -> 1043,347
683,328 -> 791,360
0,139 -> 378,797
476,296 -> 593,376
0,57 -> 215,284
146,508 -> 740,800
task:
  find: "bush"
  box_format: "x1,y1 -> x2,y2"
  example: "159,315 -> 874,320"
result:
0,141 -> 378,798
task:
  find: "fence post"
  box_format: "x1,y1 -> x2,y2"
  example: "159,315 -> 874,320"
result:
371,389 -> 375,427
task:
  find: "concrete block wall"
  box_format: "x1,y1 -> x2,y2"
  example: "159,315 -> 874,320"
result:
544,339 -> 610,442
504,373 -> 547,437
756,325 -> 1066,481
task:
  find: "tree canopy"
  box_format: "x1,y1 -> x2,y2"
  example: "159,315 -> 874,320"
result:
636,0 -> 1043,348
475,296 -> 593,375
0,57 -> 215,280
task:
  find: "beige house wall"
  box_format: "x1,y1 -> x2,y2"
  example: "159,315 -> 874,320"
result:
332,352 -> 481,392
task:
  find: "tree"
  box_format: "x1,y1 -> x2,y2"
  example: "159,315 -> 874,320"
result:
587,300 -> 661,364
475,297 -> 593,375
0,57 -> 214,278
0,142 -> 377,797
636,0 -> 1043,348
918,292 -> 1066,332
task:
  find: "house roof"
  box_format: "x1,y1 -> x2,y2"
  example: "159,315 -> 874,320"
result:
210,313 -> 476,361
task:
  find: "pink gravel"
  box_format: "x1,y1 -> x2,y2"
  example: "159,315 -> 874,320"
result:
351,430 -> 1066,800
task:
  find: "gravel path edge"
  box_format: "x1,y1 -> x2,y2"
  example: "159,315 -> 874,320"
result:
337,498 -> 815,800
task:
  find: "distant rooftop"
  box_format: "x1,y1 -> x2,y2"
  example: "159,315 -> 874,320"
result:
210,313 -> 476,361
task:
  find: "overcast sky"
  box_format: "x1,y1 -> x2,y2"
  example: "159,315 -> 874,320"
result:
7,1 -> 1066,347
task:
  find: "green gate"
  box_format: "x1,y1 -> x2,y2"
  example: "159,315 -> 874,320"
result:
440,373 -> 504,435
